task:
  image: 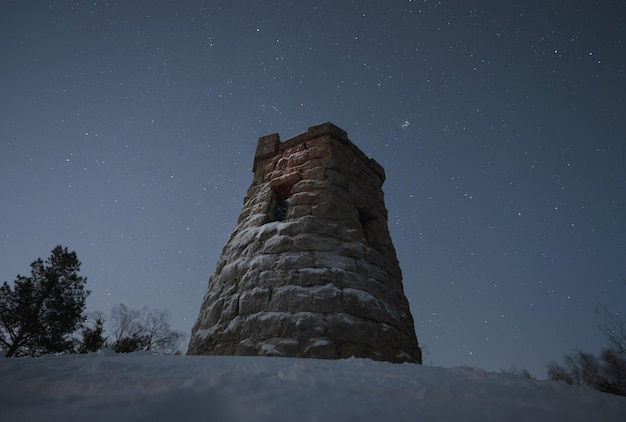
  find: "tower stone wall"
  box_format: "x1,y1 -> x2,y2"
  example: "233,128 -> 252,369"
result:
187,122 -> 422,363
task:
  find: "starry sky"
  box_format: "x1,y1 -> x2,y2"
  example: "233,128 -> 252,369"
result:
1,0 -> 625,377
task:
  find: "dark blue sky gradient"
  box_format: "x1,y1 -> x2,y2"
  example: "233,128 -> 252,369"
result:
1,1 -> 625,376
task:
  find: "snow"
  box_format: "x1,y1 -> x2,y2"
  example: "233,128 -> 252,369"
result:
261,339 -> 299,356
343,287 -> 377,303
261,343 -> 280,355
274,283 -> 340,298
2,352 -> 625,422
308,338 -> 329,347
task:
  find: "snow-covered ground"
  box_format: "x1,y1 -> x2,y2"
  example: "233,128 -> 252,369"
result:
2,351 -> 625,421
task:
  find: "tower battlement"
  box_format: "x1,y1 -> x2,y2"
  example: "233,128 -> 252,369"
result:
253,122 -> 384,183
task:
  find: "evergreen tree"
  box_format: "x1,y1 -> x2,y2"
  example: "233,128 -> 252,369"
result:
0,246 -> 89,357
75,312 -> 107,353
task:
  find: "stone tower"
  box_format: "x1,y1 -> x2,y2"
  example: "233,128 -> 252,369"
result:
187,122 -> 422,363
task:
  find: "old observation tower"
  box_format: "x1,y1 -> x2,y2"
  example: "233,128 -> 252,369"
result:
187,122 -> 422,363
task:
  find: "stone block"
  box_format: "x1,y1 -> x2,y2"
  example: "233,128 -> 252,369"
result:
270,284 -> 341,314
326,313 -> 376,345
238,287 -> 271,315
263,234 -> 295,254
303,338 -> 337,359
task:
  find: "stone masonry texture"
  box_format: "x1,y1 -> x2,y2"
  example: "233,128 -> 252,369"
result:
187,122 -> 422,363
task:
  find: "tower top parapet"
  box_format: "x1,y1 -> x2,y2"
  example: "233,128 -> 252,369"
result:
253,122 -> 385,184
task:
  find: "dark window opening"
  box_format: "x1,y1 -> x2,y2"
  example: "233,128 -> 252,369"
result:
268,185 -> 292,223
274,197 -> 291,221
358,207 -> 376,245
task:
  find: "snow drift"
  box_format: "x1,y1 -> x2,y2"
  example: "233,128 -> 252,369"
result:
1,351 -> 625,421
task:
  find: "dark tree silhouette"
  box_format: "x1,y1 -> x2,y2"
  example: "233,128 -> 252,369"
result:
75,311 -> 107,354
596,303 -> 626,354
547,349 -> 626,396
547,285 -> 626,396
108,304 -> 185,355
0,246 -> 89,357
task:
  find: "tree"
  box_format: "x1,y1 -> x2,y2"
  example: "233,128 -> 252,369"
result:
0,246 -> 89,357
596,304 -> 626,354
108,304 -> 185,355
141,307 -> 186,355
74,311 -> 107,354
547,349 -> 626,396
109,304 -> 145,352
547,283 -> 626,396
501,365 -> 535,380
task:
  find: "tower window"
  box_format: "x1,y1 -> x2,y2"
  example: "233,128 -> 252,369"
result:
275,197 -> 291,221
269,186 -> 291,223
358,207 -> 376,245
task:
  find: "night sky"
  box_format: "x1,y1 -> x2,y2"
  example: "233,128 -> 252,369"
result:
2,1 -> 625,377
